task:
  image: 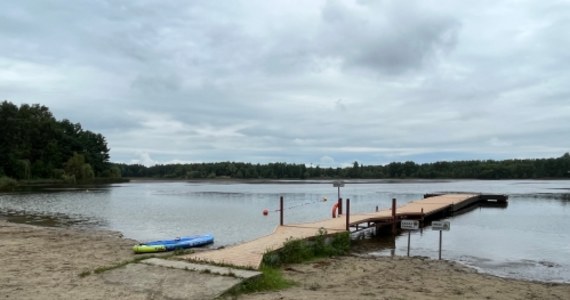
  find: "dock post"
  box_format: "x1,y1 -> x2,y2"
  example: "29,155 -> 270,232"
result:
407,231 -> 411,257
346,198 -> 350,231
338,198 -> 343,215
438,230 -> 442,260
280,196 -> 284,226
391,198 -> 397,235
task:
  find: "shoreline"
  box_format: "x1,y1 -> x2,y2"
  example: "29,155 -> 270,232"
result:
1,220 -> 569,300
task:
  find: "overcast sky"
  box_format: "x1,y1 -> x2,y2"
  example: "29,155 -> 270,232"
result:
2,0 -> 569,167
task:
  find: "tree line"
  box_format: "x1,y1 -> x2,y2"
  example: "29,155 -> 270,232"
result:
3,100 -> 568,183
0,101 -> 119,182
116,153 -> 570,180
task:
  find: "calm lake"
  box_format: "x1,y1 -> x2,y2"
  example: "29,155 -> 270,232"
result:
1,179 -> 569,283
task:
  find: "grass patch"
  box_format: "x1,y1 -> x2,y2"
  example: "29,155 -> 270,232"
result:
78,270 -> 91,278
93,256 -> 148,274
183,258 -> 256,271
222,266 -> 293,297
262,228 -> 350,267
79,256 -> 149,277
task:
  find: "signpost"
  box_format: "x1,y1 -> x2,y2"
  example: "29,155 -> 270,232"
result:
332,180 -> 345,201
401,220 -> 419,257
432,221 -> 450,260
401,220 -> 419,230
333,181 -> 345,215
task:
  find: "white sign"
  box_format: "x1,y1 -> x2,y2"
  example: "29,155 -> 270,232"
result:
332,180 -> 345,187
401,220 -> 419,230
432,221 -> 450,231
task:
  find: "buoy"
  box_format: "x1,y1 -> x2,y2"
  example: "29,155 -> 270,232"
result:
331,203 -> 339,218
262,209 -> 269,216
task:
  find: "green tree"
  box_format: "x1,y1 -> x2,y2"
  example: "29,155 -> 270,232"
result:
0,101 -> 113,180
64,153 -> 94,181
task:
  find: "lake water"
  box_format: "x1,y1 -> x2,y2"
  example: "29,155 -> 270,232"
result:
1,179 -> 569,283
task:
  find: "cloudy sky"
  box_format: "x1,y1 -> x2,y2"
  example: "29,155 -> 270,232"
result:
2,0 -> 569,167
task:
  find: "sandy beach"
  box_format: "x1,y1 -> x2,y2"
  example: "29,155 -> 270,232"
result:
1,220 -> 568,300
0,220 -> 146,299
240,255 -> 570,300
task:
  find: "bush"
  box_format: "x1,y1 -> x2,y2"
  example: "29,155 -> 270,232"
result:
0,176 -> 17,191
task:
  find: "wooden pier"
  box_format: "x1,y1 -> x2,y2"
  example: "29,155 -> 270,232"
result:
182,193 -> 507,269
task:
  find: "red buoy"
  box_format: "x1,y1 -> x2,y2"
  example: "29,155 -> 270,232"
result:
262,209 -> 269,216
331,203 -> 339,218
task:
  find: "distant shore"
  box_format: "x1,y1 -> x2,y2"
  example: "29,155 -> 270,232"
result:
1,219 -> 568,300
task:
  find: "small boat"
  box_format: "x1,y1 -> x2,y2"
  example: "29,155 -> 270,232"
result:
133,234 -> 214,253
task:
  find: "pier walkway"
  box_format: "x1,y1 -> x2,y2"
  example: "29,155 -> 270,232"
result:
182,193 -> 505,269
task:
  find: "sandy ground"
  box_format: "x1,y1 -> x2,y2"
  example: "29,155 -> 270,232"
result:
241,256 -> 570,300
1,220 -> 569,300
0,220 -> 144,299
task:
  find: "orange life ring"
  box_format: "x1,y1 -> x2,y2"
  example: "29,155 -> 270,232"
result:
331,203 -> 340,218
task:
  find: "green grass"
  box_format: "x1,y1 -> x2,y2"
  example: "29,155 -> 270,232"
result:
92,256 -> 148,274
221,266 -> 294,298
262,229 -> 350,267
78,270 -> 91,278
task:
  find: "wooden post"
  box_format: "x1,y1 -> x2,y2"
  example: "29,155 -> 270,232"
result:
338,198 -> 343,215
407,231 -> 411,257
345,198 -> 350,231
438,230 -> 443,260
391,198 -> 397,235
280,196 -> 284,226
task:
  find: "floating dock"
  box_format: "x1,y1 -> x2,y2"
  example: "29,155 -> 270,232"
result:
182,193 -> 507,269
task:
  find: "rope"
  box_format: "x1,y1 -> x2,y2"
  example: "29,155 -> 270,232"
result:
269,198 -> 328,212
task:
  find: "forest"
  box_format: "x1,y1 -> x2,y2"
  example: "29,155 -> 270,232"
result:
2,100 -> 569,184
0,101 -> 120,183
117,153 -> 570,180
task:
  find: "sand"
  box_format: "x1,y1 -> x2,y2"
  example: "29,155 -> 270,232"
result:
240,256 -> 570,300
1,220 -> 568,300
0,220 -> 147,299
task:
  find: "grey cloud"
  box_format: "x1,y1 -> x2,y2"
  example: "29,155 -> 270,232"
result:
317,0 -> 460,75
1,0 -> 569,166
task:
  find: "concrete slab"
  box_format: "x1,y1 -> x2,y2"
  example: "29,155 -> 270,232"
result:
102,263 -> 242,300
141,257 -> 262,279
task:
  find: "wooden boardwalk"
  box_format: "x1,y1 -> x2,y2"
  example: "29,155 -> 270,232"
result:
182,193 -> 487,269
